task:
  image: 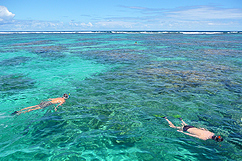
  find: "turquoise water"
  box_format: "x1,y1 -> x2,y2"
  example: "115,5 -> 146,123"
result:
0,32 -> 242,160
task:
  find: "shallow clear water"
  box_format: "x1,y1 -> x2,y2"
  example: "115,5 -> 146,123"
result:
0,32 -> 242,160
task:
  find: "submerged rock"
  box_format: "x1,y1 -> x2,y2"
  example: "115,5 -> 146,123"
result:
31,45 -> 66,58
0,74 -> 35,96
0,56 -> 32,66
12,40 -> 51,46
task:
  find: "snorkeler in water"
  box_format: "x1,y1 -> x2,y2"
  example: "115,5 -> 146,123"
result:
163,117 -> 223,142
11,93 -> 69,115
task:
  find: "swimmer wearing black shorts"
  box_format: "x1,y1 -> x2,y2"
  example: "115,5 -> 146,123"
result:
163,117 -> 223,141
38,101 -> 53,109
183,125 -> 195,132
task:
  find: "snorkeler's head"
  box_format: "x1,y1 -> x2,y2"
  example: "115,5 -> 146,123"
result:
63,93 -> 69,99
212,135 -> 223,142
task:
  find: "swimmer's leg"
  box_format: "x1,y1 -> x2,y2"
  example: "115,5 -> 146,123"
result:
164,117 -> 182,130
19,105 -> 39,112
24,106 -> 42,113
12,104 -> 44,115
11,105 -> 38,115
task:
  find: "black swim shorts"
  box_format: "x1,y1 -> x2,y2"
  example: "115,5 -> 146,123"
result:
38,101 -> 53,108
183,125 -> 194,132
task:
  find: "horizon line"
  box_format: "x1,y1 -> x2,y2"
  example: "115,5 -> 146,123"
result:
0,31 -> 241,35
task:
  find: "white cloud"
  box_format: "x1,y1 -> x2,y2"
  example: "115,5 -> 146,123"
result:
69,21 -> 93,28
95,21 -> 136,29
167,6 -> 242,20
128,6 -> 147,10
0,19 -> 65,31
1,4 -> 241,31
0,6 -> 15,21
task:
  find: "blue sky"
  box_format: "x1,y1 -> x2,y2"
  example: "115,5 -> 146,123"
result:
0,0 -> 242,31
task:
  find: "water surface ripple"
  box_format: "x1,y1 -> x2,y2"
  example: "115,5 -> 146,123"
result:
0,33 -> 241,160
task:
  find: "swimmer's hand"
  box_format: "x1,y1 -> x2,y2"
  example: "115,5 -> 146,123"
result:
55,104 -> 61,111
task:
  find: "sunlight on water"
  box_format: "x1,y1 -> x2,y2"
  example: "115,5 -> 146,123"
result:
0,33 -> 242,160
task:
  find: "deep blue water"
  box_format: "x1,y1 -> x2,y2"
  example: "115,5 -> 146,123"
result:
0,32 -> 242,160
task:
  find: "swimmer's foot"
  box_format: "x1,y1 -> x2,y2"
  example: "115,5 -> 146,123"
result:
11,111 -> 19,116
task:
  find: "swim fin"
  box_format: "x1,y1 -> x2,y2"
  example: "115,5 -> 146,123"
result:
171,114 -> 181,118
11,111 -> 19,116
153,114 -> 166,118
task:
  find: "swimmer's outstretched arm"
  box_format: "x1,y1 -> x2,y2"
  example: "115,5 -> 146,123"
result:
54,102 -> 64,111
